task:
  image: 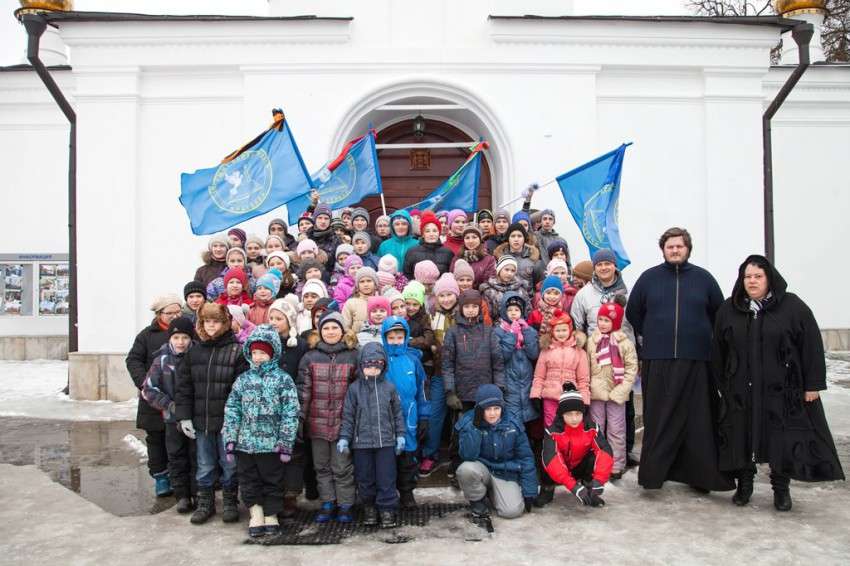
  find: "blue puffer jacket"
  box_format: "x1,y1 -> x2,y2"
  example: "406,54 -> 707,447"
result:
626,260 -> 723,361
493,292 -> 539,423
377,210 -> 418,270
222,325 -> 300,454
456,403 -> 538,499
339,343 -> 405,449
381,316 -> 430,452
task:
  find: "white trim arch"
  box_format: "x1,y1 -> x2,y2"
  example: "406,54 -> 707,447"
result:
328,77 -> 515,208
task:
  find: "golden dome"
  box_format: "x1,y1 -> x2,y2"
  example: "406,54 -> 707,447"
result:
18,1 -> 73,11
774,0 -> 827,16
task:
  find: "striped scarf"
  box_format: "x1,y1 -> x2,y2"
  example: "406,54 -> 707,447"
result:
596,333 -> 625,384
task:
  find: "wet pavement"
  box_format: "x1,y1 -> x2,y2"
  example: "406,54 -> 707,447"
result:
0,417 -> 172,517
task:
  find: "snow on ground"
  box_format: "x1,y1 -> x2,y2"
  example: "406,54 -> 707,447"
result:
0,361 -> 136,421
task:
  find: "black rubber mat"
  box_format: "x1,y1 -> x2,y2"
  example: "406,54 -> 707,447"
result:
247,503 -> 468,545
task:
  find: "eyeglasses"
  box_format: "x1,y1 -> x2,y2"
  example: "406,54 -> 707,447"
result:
161,309 -> 182,316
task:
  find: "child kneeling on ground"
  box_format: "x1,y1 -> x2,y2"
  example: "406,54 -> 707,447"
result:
222,325 -> 299,538
541,383 -> 614,508
337,342 -> 406,529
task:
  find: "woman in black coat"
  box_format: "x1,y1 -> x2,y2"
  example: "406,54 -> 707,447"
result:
712,254 -> 844,511
402,211 -> 454,279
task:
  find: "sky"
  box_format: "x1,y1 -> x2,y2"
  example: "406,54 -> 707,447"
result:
0,0 -> 690,66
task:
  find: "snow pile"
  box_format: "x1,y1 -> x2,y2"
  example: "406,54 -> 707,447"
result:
0,361 -> 136,421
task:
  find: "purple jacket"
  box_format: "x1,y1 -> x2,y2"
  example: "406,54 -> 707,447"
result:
333,275 -> 356,306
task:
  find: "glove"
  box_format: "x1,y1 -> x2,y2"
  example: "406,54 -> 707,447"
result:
571,483 -> 592,506
277,446 -> 292,464
225,442 -> 236,463
179,419 -> 196,439
524,497 -> 535,513
417,420 -> 429,444
531,398 -> 543,414
336,439 -> 350,454
590,479 -> 605,507
446,391 -> 463,412
395,436 -> 406,455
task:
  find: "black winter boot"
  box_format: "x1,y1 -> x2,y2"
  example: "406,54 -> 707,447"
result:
469,497 -> 490,518
533,485 -> 555,508
175,496 -> 195,514
190,489 -> 215,524
770,471 -> 792,512
732,468 -> 755,506
379,509 -> 397,528
399,491 -> 417,508
221,487 -> 240,523
362,505 -> 379,526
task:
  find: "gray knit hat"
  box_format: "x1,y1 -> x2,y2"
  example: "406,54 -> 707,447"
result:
355,266 -> 379,288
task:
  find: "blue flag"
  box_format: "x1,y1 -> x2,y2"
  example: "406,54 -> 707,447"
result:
179,110 -> 313,235
405,142 -> 487,213
557,143 -> 632,269
285,131 -> 383,226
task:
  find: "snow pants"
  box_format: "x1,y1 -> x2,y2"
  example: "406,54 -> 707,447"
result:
354,447 -> 398,511
590,400 -> 626,474
311,438 -> 355,506
145,429 -> 168,476
396,451 -> 418,495
237,452 -> 286,515
456,461 -> 524,519
164,422 -> 196,498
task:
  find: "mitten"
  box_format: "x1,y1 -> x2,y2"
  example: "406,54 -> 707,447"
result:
277,446 -> 292,464
336,438 -> 350,454
590,479 -> 605,507
179,419 -> 196,439
395,436 -> 406,455
446,391 -> 463,411
571,483 -> 592,506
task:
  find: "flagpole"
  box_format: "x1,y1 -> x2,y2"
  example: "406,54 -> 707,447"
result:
498,178 -> 558,209
379,192 -> 387,217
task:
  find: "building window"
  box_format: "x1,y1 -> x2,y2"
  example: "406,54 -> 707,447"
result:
0,255 -> 68,317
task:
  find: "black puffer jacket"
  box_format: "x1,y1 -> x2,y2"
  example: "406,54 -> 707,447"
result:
712,255 -> 844,481
402,241 -> 454,279
126,319 -> 170,431
175,330 -> 248,433
308,226 -> 341,271
442,314 -> 505,402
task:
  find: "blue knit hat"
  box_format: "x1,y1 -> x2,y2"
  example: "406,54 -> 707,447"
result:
512,210 -> 530,225
475,384 -> 504,409
592,248 -> 617,266
256,268 -> 282,295
541,275 -> 563,294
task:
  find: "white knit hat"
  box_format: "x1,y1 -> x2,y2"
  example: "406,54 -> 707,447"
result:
269,298 -> 298,347
302,279 -> 328,299
149,293 -> 183,313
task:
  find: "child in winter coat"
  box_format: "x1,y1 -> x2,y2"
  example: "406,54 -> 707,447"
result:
296,279 -> 328,334
332,255 -> 362,306
352,231 -> 380,270
401,281 -> 435,374
480,255 -> 531,322
294,259 -> 326,298
215,267 -> 254,307
182,281 -> 207,326
247,269 -> 282,325
532,259 -> 578,313
540,383 -> 614,507
453,259 -> 492,325
338,342 -> 405,529
442,289 -> 505,475
262,251 -> 297,297
385,288 -> 406,318
420,273 -> 459,475
207,248 -> 255,301
494,293 -> 540,426
194,235 -> 229,288
413,260 -> 440,314
378,254 -> 408,293
587,302 -> 637,479
227,305 -> 256,344
357,296 -> 390,346
222,325 -> 300,538
342,267 -> 379,333
175,303 -> 249,525
531,310 -> 590,427
381,316 -> 430,508
329,243 -> 354,291
528,275 -> 564,342
142,316 -> 196,513
297,312 -> 359,523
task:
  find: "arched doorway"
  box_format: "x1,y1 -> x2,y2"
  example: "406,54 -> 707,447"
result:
357,118 -> 492,218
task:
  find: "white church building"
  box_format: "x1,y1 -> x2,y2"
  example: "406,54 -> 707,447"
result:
1,0 -> 848,399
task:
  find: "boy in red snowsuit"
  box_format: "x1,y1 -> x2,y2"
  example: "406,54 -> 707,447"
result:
541,382 -> 614,507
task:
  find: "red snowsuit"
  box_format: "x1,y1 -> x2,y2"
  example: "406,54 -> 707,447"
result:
542,416 -> 614,490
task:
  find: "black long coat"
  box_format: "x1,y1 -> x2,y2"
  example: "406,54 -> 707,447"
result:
126,319 -> 169,430
712,255 -> 844,481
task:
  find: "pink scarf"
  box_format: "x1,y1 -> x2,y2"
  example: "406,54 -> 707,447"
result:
500,318 -> 528,349
596,333 -> 625,384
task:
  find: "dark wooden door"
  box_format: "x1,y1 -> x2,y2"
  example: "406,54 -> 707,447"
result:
357,118 -> 492,219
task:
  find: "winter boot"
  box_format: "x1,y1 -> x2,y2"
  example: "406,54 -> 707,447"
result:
379,509 -> 398,529
221,487 -> 240,523
363,505 -> 379,526
264,514 -> 281,537
152,471 -> 173,498
469,497 -> 490,518
336,504 -> 354,523
315,501 -> 335,523
732,468 -> 755,506
399,491 -> 417,508
771,472 -> 792,512
279,494 -> 298,519
175,496 -> 195,514
248,505 -> 265,538
190,489 -> 215,525
533,485 -> 555,508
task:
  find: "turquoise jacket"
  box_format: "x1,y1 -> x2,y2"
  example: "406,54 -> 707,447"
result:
222,324 -> 300,454
377,209 -> 418,269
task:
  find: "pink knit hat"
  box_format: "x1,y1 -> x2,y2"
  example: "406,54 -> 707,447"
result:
296,239 -> 319,256
378,254 -> 398,275
367,296 -> 391,317
452,258 -> 475,281
414,260 -> 440,285
446,209 -> 468,227
377,271 -> 395,289
344,255 -> 364,271
433,273 -> 460,297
